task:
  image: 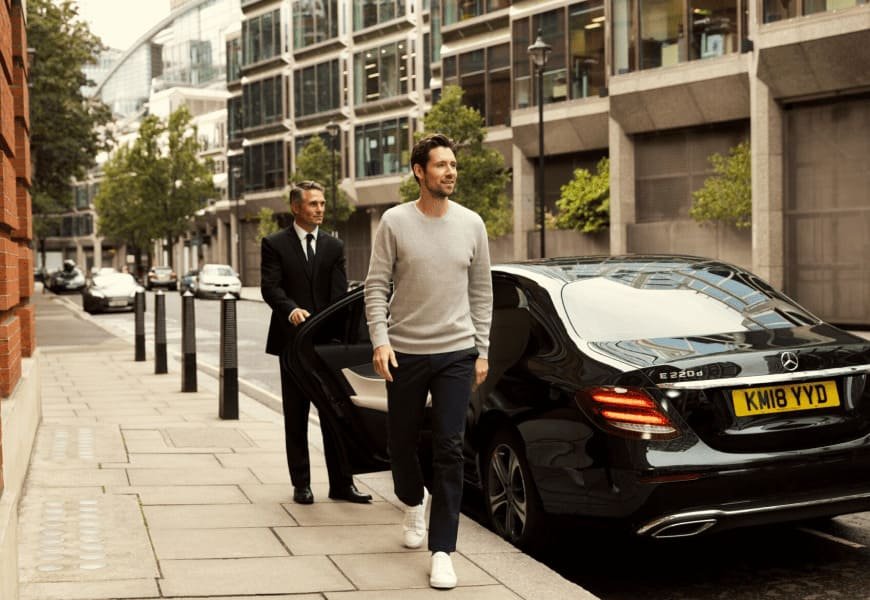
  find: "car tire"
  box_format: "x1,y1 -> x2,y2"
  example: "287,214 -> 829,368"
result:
481,428 -> 546,550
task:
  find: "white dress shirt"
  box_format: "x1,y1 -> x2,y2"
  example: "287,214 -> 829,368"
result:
289,222 -> 319,324
293,222 -> 318,258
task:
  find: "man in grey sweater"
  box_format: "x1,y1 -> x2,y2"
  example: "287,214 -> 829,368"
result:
364,133 -> 492,589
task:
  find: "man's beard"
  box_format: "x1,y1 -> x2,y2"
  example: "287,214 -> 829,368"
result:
425,179 -> 453,199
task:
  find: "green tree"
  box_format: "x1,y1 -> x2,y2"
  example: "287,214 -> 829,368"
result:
689,141 -> 752,229
553,158 -> 610,233
399,85 -> 512,237
95,106 -> 214,269
27,0 -> 113,266
291,136 -> 354,231
255,207 -> 280,242
94,146 -> 153,276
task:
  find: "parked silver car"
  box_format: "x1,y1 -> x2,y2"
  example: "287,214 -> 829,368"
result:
194,264 -> 241,299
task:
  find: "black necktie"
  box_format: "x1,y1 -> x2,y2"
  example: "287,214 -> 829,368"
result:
305,233 -> 315,263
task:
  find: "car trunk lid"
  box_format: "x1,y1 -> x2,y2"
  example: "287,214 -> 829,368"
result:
590,325 -> 870,452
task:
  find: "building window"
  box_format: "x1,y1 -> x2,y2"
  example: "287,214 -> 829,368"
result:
293,59 -> 341,118
243,75 -> 283,129
431,0 -> 442,62
487,45 -> 510,126
443,0 -> 511,26
444,43 -> 510,126
353,40 -> 408,105
229,155 -> 243,199
353,0 -> 406,30
639,0 -> 685,69
354,118 -> 410,178
227,38 -> 242,82
513,8 -> 567,108
763,0 -> 865,22
243,9 -> 282,66
689,0 -> 738,60
293,0 -> 339,50
244,141 -> 286,192
75,186 -> 89,210
228,96 -> 243,142
613,0 -> 743,71
424,32 -> 432,90
569,1 -> 605,98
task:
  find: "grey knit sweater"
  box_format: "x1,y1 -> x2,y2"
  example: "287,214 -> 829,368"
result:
364,200 -> 493,358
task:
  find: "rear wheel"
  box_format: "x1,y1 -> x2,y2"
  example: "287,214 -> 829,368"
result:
481,428 -> 545,549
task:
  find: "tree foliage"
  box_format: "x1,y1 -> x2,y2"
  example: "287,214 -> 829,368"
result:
689,141 -> 752,229
27,0 -> 112,236
95,106 -> 214,267
94,146 -> 152,272
553,158 -> 610,233
290,136 -> 354,231
255,207 -> 280,242
399,86 -> 512,237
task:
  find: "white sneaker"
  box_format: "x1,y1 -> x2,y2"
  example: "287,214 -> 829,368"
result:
402,489 -> 429,549
429,551 -> 457,589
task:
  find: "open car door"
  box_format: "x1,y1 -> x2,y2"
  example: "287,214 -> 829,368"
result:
282,287 -> 391,475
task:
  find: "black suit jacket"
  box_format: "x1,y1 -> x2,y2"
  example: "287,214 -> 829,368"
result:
261,226 -> 348,356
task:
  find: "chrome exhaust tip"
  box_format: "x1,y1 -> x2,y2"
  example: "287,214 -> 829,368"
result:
647,519 -> 717,539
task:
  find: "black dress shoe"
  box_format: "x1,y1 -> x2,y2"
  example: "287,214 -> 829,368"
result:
293,486 -> 314,504
328,483 -> 372,504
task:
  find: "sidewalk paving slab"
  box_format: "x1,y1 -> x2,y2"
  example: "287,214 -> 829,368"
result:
17,289 -> 599,599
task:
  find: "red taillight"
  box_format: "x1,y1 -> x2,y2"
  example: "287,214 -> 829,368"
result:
579,386 -> 679,439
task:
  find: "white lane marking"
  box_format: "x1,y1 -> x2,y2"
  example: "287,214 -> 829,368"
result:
797,527 -> 866,549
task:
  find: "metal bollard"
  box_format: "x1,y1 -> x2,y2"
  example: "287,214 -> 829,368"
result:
219,292 -> 239,419
181,290 -> 197,392
154,290 -> 168,374
134,290 -> 146,361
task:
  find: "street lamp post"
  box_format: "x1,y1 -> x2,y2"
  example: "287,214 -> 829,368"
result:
528,29 -> 551,259
325,121 -> 340,233
231,165 -> 242,278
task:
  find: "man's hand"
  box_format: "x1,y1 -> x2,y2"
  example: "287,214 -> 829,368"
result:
473,357 -> 489,390
372,344 -> 398,382
289,308 -> 311,326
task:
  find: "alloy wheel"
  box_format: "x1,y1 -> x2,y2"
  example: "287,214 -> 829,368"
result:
487,442 -> 528,542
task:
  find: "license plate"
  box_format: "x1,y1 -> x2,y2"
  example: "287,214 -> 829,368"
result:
108,299 -> 128,307
731,380 -> 840,417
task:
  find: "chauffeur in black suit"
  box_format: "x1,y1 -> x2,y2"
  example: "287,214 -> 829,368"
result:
261,180 -> 371,505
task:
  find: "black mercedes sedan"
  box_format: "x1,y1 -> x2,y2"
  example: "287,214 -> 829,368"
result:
283,255 -> 870,547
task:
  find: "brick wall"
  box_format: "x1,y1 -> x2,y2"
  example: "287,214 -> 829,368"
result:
0,0 -> 33,498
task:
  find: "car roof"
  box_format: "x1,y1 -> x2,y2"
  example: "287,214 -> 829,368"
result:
493,254 -> 737,284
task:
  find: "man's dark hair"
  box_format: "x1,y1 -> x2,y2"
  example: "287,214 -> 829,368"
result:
289,180 -> 325,205
410,134 -> 455,185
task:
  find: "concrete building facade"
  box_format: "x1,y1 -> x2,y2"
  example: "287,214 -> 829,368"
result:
225,0 -> 868,325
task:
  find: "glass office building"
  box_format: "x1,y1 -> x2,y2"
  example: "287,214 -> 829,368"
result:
94,0 -> 241,118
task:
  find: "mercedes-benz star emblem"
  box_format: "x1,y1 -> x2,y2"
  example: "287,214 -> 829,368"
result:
780,351 -> 799,372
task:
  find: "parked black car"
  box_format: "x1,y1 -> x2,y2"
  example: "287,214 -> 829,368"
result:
47,260 -> 86,293
283,255 -> 870,547
81,272 -> 142,314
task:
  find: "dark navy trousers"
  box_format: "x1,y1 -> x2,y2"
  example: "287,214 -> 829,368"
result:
386,348 -> 477,553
